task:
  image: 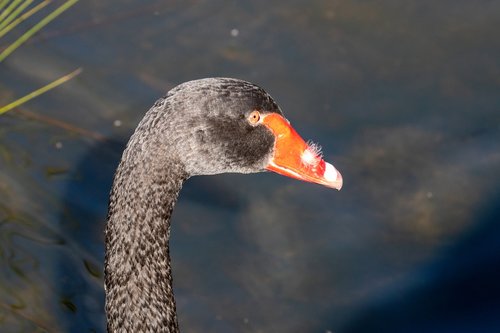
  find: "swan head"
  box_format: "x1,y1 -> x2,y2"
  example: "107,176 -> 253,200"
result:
146,78 -> 342,190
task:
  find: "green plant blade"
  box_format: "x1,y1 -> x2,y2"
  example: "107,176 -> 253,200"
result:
0,0 -> 79,63
0,0 -> 51,39
0,0 -> 23,24
0,68 -> 82,115
0,0 -> 12,12
0,0 -> 34,32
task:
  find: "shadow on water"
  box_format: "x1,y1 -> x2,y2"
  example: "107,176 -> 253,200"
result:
335,189 -> 500,333
56,137 -> 125,332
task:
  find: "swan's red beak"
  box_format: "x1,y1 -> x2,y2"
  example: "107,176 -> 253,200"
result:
262,113 -> 343,190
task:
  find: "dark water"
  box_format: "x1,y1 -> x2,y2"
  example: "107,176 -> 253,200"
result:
1,0 -> 500,332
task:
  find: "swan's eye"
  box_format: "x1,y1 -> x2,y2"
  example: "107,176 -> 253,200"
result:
248,110 -> 261,125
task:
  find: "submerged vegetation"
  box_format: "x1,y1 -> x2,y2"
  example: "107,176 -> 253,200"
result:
0,0 -> 80,115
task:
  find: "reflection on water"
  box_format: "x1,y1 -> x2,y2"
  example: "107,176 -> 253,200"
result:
1,1 -> 499,332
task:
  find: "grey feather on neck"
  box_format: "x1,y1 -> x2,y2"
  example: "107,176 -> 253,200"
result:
105,103 -> 188,332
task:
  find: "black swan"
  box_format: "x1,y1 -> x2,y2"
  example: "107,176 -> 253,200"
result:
105,78 -> 343,332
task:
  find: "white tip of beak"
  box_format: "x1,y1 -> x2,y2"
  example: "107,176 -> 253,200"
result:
324,162 -> 343,190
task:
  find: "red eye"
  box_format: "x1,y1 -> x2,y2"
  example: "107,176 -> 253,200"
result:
248,110 -> 261,125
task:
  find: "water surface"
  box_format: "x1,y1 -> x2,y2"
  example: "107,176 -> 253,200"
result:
1,1 -> 499,332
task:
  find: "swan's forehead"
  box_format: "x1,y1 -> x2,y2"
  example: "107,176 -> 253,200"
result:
173,78 -> 283,118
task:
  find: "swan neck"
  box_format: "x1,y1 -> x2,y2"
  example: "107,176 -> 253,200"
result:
105,151 -> 186,332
